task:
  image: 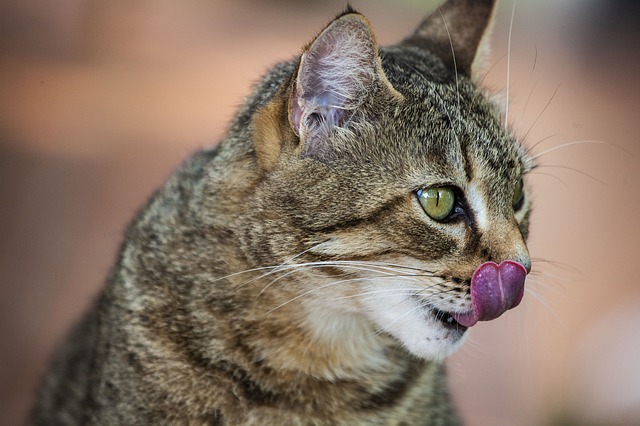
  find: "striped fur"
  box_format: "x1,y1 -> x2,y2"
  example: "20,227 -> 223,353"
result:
31,1 -> 532,424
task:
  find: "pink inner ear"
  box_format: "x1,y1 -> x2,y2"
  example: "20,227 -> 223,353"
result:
291,86 -> 302,137
288,14 -> 379,150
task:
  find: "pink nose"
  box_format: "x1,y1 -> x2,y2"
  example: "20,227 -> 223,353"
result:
453,260 -> 527,327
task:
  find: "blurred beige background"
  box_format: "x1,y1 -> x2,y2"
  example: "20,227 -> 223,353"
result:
1,0 -> 639,425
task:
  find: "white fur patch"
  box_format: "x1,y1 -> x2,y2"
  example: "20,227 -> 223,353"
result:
299,258 -> 469,363
360,277 -> 468,361
302,302 -> 393,378
466,182 -> 489,231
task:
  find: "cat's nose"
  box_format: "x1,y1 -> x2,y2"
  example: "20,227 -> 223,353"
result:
485,246 -> 530,274
491,224 -> 531,274
512,253 -> 531,274
480,219 -> 531,274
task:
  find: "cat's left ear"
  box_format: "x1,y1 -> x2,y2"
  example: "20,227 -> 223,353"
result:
288,11 -> 399,160
401,0 -> 497,80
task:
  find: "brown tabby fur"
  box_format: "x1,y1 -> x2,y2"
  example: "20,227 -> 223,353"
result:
31,0 -> 533,424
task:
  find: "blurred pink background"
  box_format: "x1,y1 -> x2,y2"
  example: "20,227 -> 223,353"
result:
1,0 -> 639,425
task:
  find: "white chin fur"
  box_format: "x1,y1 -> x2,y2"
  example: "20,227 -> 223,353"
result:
362,289 -> 468,361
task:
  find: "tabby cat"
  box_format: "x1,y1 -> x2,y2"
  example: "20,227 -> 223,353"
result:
31,0 -> 533,424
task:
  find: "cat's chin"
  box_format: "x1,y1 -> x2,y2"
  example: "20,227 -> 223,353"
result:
363,292 -> 469,361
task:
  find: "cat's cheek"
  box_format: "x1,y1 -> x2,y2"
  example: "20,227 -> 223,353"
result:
362,290 -> 468,361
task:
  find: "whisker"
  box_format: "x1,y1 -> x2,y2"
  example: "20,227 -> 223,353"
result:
326,260 -> 435,274
437,7 -> 461,127
234,259 -> 436,292
528,171 -> 571,191
535,164 -> 607,185
531,139 -> 609,160
526,274 -> 568,296
257,267 -> 327,297
513,42 -> 540,146
212,241 -> 328,285
257,265 -> 430,298
504,0 -> 517,129
261,274 -> 428,317
532,257 -> 581,274
328,285 -> 444,301
522,84 -> 561,142
298,262 -> 436,279
478,51 -> 508,86
330,291 -> 418,303
519,79 -> 538,122
523,286 -> 566,329
459,334 -> 483,357
211,265 -> 285,285
281,259 -> 436,275
526,133 -> 563,155
526,270 -> 572,319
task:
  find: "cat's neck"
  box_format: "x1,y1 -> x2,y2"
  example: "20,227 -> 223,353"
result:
255,301 -> 403,381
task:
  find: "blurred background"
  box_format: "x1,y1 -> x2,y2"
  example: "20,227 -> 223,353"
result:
1,0 -> 639,424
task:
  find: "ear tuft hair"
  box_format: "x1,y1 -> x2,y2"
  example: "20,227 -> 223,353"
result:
289,13 -> 379,160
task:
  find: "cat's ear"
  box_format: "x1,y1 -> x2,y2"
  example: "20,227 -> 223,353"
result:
288,11 -> 392,159
401,0 -> 497,80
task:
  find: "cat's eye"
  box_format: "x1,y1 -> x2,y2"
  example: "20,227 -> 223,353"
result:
512,177 -> 525,210
417,187 -> 455,221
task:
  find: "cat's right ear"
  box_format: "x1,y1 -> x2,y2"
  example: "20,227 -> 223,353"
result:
401,0 -> 497,80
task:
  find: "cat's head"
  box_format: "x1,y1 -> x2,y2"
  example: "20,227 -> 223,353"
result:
245,0 -> 532,360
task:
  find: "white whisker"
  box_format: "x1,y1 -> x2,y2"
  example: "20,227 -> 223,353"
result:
535,164 -> 607,185
528,170 -> 571,190
531,139 -> 609,160
261,274 -> 417,317
504,0 -> 517,128
327,284 -> 446,301
210,242 -> 328,285
437,7 -> 461,126
256,263 -> 429,297
527,133 -> 563,154
532,257 -> 581,274
231,258 -> 435,292
523,285 -> 566,329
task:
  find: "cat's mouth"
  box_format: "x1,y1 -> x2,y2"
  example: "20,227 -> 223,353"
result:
430,307 -> 468,332
411,294 -> 470,333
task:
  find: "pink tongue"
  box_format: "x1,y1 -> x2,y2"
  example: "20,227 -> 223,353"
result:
453,260 -> 527,328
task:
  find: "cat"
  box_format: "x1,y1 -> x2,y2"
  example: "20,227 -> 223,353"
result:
30,0 -> 533,424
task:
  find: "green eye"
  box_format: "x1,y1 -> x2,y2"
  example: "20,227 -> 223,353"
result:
417,187 -> 455,221
512,177 -> 524,209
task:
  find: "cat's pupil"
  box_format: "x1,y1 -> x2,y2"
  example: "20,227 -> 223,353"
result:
417,187 -> 456,221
